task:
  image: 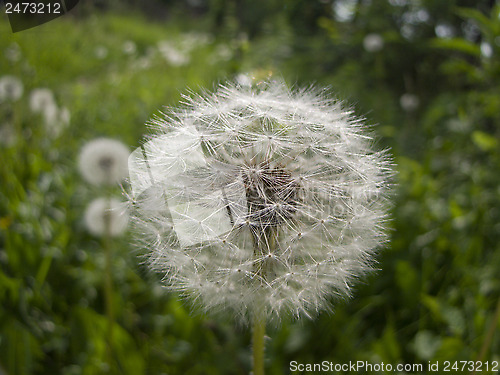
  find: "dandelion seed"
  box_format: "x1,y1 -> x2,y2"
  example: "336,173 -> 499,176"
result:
85,197 -> 129,237
363,33 -> 384,52
129,80 -> 393,322
79,138 -> 130,186
0,75 -> 23,103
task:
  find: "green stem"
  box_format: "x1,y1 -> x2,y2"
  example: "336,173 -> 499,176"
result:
252,312 -> 265,375
103,200 -> 115,366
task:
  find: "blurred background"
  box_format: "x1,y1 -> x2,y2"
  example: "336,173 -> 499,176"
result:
1,0 -> 499,374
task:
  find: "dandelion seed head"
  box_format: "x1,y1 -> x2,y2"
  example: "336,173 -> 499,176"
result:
79,138 -> 130,186
84,197 -> 129,237
129,80 -> 393,322
0,75 -> 23,103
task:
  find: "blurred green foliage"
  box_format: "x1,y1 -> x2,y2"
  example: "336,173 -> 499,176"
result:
1,0 -> 499,374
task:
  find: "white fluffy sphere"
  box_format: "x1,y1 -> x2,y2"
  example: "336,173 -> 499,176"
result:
79,138 -> 130,186
85,197 -> 129,237
129,80 -> 393,321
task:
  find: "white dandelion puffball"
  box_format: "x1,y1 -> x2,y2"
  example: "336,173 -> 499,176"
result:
85,197 -> 129,237
0,75 -> 23,103
129,80 -> 393,321
79,138 -> 130,186
363,33 -> 384,53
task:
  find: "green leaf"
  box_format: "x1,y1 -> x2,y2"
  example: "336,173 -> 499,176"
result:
421,294 -> 442,321
429,38 -> 481,57
434,337 -> 465,361
371,322 -> 401,362
472,130 -> 498,151
395,260 -> 419,298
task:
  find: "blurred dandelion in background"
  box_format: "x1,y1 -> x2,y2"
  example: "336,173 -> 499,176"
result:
79,138 -> 130,367
78,138 -> 130,186
29,88 -> 56,113
29,88 -> 71,138
84,197 -> 129,237
0,75 -> 23,103
128,80 -> 393,374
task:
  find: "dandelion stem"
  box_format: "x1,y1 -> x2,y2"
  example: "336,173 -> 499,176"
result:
103,200 -> 115,365
252,311 -> 265,375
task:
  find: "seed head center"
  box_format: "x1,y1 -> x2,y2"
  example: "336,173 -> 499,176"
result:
241,162 -> 299,228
